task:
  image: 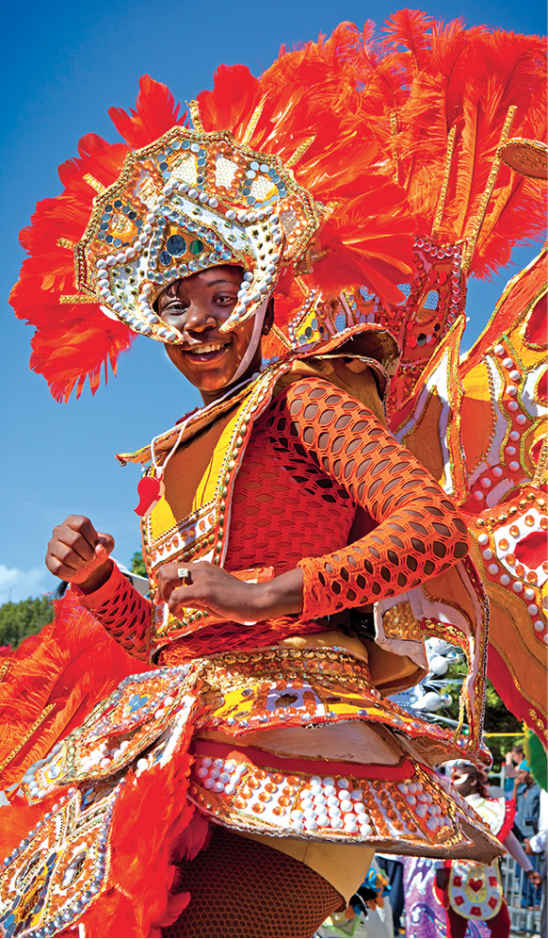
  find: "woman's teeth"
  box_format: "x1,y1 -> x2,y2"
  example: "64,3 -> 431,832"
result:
186,340 -> 230,357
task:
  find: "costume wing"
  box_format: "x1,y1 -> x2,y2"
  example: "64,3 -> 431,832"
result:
392,247 -> 547,744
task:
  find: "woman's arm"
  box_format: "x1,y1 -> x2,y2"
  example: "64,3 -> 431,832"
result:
287,377 -> 469,620
45,514 -> 152,660
504,830 -> 533,870
504,831 -> 542,885
72,562 -> 152,661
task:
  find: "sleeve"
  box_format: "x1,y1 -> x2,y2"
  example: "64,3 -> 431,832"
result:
285,377 -> 470,620
71,561 -> 152,661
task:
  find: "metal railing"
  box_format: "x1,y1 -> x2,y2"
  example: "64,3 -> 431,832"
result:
500,853 -> 542,937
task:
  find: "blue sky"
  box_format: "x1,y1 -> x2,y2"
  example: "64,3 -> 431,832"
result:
1,0 -> 545,603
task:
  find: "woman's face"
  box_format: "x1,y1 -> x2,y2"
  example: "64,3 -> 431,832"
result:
157,266 -> 259,403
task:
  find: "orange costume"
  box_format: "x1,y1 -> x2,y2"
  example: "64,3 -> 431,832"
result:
0,10 -> 546,939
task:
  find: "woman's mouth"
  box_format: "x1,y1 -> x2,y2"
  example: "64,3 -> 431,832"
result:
183,338 -> 232,362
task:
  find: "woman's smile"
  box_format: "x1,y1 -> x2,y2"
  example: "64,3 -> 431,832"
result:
182,335 -> 233,363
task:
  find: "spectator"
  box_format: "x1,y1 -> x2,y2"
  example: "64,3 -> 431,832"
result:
502,744 -> 525,798
435,761 -> 541,937
513,765 -> 543,909
524,804 -> 547,939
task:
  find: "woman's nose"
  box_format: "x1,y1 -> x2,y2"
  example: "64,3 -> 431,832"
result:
181,302 -> 217,333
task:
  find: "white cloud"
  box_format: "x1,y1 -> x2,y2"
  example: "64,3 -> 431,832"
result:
0,564 -> 50,604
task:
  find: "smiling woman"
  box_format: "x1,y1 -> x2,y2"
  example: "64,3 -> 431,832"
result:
157,266 -> 263,401
1,11 -> 546,939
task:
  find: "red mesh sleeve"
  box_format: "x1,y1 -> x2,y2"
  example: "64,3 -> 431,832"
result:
71,562 -> 152,661
286,378 -> 469,619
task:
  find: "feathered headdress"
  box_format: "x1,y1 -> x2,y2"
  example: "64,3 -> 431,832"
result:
11,12 -> 546,401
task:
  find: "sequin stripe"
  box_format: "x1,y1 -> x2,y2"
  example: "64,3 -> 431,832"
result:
278,378 -> 469,619
0,703 -> 56,778
75,563 -> 152,661
187,752 -> 488,853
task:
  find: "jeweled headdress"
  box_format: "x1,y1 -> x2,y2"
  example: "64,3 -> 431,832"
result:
74,127 -> 323,344
12,14 -> 545,401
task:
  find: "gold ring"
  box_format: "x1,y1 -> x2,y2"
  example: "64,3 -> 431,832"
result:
177,566 -> 192,584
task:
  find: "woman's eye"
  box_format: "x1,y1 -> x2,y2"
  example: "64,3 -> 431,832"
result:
163,301 -> 186,314
215,294 -> 237,305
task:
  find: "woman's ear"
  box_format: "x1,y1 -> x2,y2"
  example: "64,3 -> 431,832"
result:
262,298 -> 275,335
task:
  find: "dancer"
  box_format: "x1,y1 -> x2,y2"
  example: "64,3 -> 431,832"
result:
1,11 -> 545,939
435,761 -> 542,938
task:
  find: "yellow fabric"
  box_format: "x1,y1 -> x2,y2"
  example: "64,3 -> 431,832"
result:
242,832 -> 374,902
149,408 -> 236,540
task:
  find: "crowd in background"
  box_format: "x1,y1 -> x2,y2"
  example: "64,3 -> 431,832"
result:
317,749 -> 547,939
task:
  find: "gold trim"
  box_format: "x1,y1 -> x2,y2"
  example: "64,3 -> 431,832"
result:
533,436 -> 548,487
60,294 -> 97,304
57,237 -> 75,250
271,323 -> 292,350
294,276 -> 310,298
286,136 -> 316,168
187,99 -> 203,133
241,96 -> 267,145
389,111 -> 400,183
0,703 -> 56,776
83,173 -> 106,194
462,106 -> 516,272
76,127 -> 323,296
432,126 -> 457,236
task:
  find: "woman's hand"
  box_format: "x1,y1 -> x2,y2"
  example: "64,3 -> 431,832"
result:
156,561 -> 303,623
46,515 -> 114,593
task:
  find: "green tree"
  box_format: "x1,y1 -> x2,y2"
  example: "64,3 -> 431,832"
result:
130,551 -> 147,577
0,596 -> 54,649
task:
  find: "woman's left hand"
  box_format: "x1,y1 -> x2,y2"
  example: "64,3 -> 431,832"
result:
156,561 -> 303,624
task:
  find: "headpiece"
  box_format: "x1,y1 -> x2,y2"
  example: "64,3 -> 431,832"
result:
74,127 -> 323,344
11,13 -> 546,401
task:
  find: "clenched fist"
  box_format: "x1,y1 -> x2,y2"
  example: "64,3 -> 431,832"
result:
46,515 -> 114,593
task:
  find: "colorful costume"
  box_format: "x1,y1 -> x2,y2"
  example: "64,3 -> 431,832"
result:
1,10 -> 546,938
402,855 -> 489,939
437,792 -> 518,937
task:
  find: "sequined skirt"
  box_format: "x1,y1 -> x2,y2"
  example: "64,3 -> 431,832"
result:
0,647 -> 500,938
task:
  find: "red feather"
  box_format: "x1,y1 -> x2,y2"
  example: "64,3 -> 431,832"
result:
109,74 -> 187,147
11,12 -> 546,399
